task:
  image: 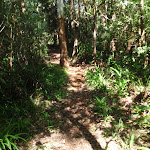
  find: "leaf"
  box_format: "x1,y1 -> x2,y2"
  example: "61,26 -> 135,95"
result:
143,123 -> 150,127
4,143 -> 11,150
11,142 -> 19,150
124,115 -> 150,127
129,133 -> 135,149
0,139 -> 5,150
138,147 -> 150,150
4,137 -> 11,149
110,67 -> 121,77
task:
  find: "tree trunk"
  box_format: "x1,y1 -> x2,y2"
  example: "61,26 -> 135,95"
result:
82,0 -> 88,39
102,0 -> 108,59
19,0 -> 26,13
93,2 -> 97,64
58,17 -> 69,67
10,25 -> 13,69
139,0 -> 145,47
57,0 -> 69,67
71,0 -> 79,63
109,1 -> 116,60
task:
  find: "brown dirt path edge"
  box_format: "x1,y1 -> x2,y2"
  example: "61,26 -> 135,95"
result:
23,49 -> 121,150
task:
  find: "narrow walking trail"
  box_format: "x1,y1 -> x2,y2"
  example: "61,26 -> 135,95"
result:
25,49 -> 121,150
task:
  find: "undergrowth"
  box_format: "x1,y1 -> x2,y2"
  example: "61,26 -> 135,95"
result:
86,48 -> 150,149
0,60 -> 68,150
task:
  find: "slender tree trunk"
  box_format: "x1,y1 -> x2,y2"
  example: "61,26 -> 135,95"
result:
57,0 -> 69,67
145,3 -> 149,45
139,0 -> 145,47
109,1 -> 116,60
70,0 -> 76,59
9,16 -> 13,100
10,25 -> 13,69
71,0 -> 79,62
101,0 -> 108,60
20,0 -> 26,13
19,0 -> 26,60
138,0 -> 148,68
76,0 -> 80,42
93,1 -> 97,64
82,0 -> 88,39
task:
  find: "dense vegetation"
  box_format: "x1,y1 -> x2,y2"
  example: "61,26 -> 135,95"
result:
0,0 -> 149,149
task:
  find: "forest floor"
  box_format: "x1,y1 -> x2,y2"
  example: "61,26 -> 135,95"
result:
20,48 -> 148,150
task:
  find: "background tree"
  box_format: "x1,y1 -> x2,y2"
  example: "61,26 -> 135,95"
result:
139,0 -> 145,47
71,0 -> 80,63
93,0 -> 97,64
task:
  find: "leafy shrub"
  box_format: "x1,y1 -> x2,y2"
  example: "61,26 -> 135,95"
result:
86,66 -> 108,91
0,102 -> 34,150
77,43 -> 93,64
131,46 -> 150,78
86,59 -> 150,149
93,96 -> 112,117
0,61 -> 68,149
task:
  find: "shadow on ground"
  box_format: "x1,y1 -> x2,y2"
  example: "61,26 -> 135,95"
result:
4,47 -> 147,150
21,49 -> 135,150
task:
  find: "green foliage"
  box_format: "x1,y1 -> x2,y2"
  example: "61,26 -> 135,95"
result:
87,64 -> 137,96
0,134 -> 25,150
93,96 -> 112,117
0,61 -> 68,149
0,0 -> 70,148
0,102 -> 33,150
86,59 -> 150,148
77,43 -> 93,63
86,66 -> 107,90
109,65 -> 131,96
87,58 -> 149,97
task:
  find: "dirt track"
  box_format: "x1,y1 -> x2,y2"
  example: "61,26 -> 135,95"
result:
24,49 -> 121,150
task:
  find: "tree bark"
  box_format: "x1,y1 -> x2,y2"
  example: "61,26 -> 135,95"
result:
58,17 -> 69,67
57,0 -> 69,67
93,2 -> 97,64
10,25 -> 13,69
102,0 -> 108,59
139,0 -> 145,47
19,0 -> 26,13
71,0 -> 79,62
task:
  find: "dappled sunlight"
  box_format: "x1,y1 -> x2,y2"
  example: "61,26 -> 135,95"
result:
1,0 -> 150,149
15,50 -> 149,149
20,49 -> 124,150
67,66 -> 94,93
86,63 -> 150,149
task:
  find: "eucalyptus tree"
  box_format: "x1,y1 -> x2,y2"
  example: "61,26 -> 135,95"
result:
57,0 -> 69,67
139,0 -> 145,46
71,0 -> 80,63
93,0 -> 97,64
